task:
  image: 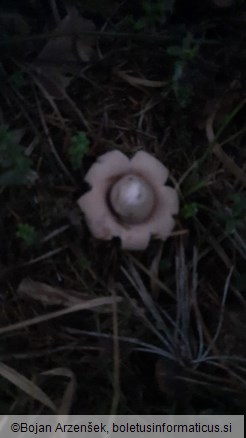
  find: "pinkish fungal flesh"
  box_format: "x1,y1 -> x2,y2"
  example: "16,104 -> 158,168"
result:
77,150 -> 179,250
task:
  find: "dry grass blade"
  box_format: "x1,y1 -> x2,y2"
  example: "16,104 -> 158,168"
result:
200,267 -> 234,362
42,368 -> 76,415
0,362 -> 56,412
227,230 -> 246,261
175,241 -> 194,362
34,87 -> 75,183
213,143 -> 246,186
114,70 -> 165,88
121,261 -> 174,355
0,296 -> 122,335
123,259 -> 166,329
68,326 -> 175,360
197,220 -> 232,269
109,279 -> 120,415
149,242 -> 163,299
199,359 -> 246,387
42,225 -> 70,243
22,246 -> 67,267
128,254 -> 174,298
190,249 -> 205,362
206,100 -> 246,187
178,375 -> 237,393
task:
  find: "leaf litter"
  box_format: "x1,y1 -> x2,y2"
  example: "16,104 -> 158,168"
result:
34,7 -> 96,99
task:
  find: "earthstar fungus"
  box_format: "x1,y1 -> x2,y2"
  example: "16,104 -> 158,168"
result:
77,150 -> 179,250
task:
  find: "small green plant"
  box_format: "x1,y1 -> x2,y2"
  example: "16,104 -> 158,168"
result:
78,254 -> 91,274
16,223 -> 38,246
166,33 -> 199,107
0,125 -> 32,185
182,202 -> 199,219
224,193 -> 246,234
10,71 -> 25,89
133,0 -> 174,31
68,131 -> 90,170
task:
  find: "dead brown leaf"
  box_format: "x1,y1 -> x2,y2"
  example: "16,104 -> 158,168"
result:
34,7 -> 96,98
212,0 -> 234,7
18,278 -> 84,306
17,278 -> 111,313
0,12 -> 28,36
